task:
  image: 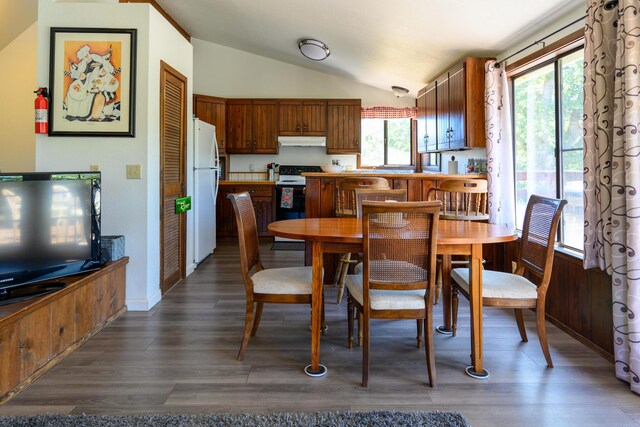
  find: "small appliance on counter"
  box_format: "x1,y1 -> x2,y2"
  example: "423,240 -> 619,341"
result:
447,156 -> 459,174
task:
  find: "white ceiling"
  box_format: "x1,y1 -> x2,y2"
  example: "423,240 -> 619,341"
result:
156,0 -> 586,96
0,0 -> 586,96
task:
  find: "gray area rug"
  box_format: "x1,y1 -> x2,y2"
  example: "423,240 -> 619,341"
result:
0,411 -> 470,426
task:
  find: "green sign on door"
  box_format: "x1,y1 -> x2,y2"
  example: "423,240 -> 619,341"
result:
175,196 -> 192,214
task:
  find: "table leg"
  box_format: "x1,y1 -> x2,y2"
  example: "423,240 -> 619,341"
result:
436,254 -> 453,335
304,240 -> 327,377
465,243 -> 489,379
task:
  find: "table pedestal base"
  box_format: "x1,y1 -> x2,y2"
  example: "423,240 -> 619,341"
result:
304,364 -> 327,377
465,365 -> 490,379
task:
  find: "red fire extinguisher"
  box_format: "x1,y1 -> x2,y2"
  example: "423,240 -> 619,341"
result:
34,87 -> 49,134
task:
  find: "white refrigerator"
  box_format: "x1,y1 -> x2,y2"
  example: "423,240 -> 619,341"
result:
193,118 -> 220,265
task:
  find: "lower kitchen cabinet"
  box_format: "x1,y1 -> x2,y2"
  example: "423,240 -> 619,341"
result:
217,184 -> 275,239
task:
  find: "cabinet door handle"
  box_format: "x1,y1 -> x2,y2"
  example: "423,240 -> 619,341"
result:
296,125 -> 301,132
355,140 -> 359,147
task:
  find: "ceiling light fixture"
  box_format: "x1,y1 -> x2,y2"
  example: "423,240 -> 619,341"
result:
391,86 -> 409,98
298,39 -> 330,61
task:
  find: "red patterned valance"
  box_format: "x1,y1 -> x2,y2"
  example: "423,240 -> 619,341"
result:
361,107 -> 417,119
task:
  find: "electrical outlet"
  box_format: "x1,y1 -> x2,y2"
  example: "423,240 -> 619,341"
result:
126,164 -> 141,179
89,164 -> 100,172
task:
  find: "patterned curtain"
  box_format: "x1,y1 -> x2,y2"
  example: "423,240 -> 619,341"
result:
361,107 -> 417,119
583,0 -> 640,394
484,61 -> 516,230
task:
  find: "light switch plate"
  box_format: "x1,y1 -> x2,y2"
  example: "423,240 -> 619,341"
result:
126,164 -> 141,179
89,164 -> 100,172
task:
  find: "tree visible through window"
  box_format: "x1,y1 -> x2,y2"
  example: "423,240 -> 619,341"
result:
361,119 -> 411,166
513,48 -> 584,251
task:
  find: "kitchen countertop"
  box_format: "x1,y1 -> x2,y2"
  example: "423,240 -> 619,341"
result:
303,172 -> 487,179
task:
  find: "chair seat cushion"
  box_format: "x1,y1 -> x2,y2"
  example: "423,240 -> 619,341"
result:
252,266 -> 313,295
450,268 -> 538,299
345,274 -> 426,310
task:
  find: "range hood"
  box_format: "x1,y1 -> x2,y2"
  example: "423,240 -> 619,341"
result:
278,136 -> 326,147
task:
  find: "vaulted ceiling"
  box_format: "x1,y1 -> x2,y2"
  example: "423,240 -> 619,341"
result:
1,0 -> 586,97
156,0 -> 585,96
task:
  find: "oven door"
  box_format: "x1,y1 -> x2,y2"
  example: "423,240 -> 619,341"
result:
275,185 -> 306,221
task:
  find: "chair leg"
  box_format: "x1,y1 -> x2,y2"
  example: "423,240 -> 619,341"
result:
362,314 -> 370,387
452,286 -> 459,337
237,302 -> 254,361
536,304 -> 553,368
416,319 -> 423,348
336,253 -> 352,304
514,308 -> 528,342
434,257 -> 442,305
424,317 -> 436,388
250,302 -> 263,337
347,293 -> 354,349
357,312 -> 363,346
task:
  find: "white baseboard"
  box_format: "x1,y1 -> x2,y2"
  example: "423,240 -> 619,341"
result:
126,289 -> 162,311
186,261 -> 196,276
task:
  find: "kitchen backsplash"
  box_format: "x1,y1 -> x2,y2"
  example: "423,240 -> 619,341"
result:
229,147 -> 357,173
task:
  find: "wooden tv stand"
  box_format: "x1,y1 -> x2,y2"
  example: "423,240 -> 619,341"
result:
0,257 -> 128,405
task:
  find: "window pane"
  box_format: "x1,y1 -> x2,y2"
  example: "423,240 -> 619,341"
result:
361,119 -> 384,166
387,119 -> 411,165
561,150 -> 584,250
560,50 -> 584,150
513,63 -> 557,229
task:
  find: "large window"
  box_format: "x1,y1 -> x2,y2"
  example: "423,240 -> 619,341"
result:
361,119 -> 411,166
512,48 -> 584,251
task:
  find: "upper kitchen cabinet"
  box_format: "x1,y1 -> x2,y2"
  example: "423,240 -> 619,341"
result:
417,83 -> 437,153
419,57 -> 491,152
194,94 -> 226,153
326,99 -> 362,154
227,99 -> 278,154
278,100 -> 326,136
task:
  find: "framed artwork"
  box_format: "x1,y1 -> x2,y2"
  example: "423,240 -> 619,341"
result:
49,28 -> 137,137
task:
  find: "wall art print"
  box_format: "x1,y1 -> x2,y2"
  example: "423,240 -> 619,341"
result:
49,28 -> 136,137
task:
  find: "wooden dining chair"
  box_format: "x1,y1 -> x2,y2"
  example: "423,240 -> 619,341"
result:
450,195 -> 567,368
345,200 -> 441,387
227,191 -> 324,361
427,179 -> 489,305
333,177 -> 390,304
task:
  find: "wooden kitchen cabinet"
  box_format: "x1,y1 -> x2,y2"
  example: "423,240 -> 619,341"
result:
226,99 -> 278,154
326,99 -> 362,154
193,94 -> 227,153
217,184 -> 275,239
278,100 -> 326,136
417,83 -> 437,153
419,57 -> 491,152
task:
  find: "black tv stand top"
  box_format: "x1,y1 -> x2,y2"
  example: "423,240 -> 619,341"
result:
0,282 -> 67,307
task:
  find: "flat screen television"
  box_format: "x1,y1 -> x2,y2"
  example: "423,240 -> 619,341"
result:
0,172 -> 101,304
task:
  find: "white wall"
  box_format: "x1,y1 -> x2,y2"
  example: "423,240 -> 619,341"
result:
0,22 -> 37,172
35,0 -> 193,310
497,3 -> 585,64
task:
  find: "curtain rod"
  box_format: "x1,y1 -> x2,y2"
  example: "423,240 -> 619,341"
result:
493,0 -> 618,68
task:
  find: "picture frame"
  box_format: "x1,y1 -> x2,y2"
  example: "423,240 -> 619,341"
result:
48,28 -> 137,137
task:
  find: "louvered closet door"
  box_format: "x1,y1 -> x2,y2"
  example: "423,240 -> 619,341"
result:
160,61 -> 187,295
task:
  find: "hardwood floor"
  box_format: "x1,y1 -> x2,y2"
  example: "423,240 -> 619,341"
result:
1,241 -> 637,426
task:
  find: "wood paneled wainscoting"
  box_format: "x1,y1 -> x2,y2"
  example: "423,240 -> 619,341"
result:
0,258 -> 128,404
501,241 -> 614,360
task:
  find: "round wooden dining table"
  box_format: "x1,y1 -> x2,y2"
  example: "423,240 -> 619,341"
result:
268,217 -> 516,379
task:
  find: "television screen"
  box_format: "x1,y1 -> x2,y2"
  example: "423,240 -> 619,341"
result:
0,172 -> 101,290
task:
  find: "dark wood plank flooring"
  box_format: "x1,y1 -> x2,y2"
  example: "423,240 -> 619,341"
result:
1,241 -> 638,426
